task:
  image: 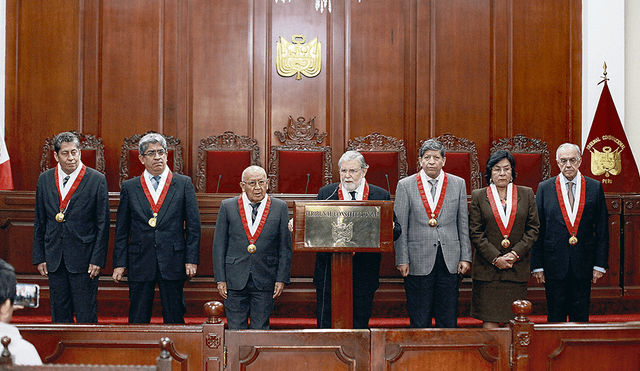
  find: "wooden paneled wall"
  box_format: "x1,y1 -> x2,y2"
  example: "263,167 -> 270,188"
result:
5,0 -> 581,192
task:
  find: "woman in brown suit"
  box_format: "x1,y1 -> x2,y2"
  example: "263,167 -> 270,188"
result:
469,150 -> 540,328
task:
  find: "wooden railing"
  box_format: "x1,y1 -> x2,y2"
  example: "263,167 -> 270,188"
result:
16,300 -> 640,371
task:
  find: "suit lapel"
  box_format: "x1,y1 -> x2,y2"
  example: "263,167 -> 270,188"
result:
133,177 -> 153,218
156,176 -> 178,224
67,170 -> 90,210
47,170 -> 61,209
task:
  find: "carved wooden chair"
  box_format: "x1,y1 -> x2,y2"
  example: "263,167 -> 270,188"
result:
195,131 -> 261,193
490,133 -> 551,193
420,133 -> 482,194
119,131 -> 183,188
268,116 -> 332,194
39,131 -> 105,174
346,132 -> 408,195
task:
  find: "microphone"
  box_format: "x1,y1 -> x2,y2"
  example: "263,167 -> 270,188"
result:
385,174 -> 391,193
215,175 -> 222,193
325,184 -> 340,200
304,174 -> 310,194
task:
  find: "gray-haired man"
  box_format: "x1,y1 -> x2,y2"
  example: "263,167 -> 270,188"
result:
315,151 -> 401,328
113,133 -> 201,323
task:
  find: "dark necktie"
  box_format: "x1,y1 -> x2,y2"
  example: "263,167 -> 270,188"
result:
151,175 -> 161,190
349,191 -> 357,200
250,202 -> 260,223
567,182 -> 575,210
429,179 -> 438,199
62,176 -> 70,188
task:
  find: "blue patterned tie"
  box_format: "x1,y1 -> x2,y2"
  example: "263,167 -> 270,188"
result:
151,175 -> 161,190
62,176 -> 70,188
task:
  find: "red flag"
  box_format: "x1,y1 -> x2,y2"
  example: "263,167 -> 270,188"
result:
581,80 -> 640,193
0,133 -> 13,190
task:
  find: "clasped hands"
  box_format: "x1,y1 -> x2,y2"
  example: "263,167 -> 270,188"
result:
493,251 -> 518,270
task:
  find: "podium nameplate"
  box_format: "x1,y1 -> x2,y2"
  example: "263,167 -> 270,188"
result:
293,200 -> 394,253
304,205 -> 381,248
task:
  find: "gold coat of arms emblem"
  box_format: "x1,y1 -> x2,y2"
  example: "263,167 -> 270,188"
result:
590,146 -> 622,177
276,35 -> 321,80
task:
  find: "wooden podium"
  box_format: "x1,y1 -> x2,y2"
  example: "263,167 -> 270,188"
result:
293,200 -> 395,329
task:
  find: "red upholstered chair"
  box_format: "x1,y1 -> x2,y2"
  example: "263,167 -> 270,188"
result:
195,131 -> 261,193
490,134 -> 551,193
421,134 -> 482,194
268,116 -> 332,194
346,133 -> 408,195
119,131 -> 183,188
40,131 -> 106,175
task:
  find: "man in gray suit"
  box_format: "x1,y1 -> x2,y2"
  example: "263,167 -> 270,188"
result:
394,139 -> 472,328
212,165 -> 292,329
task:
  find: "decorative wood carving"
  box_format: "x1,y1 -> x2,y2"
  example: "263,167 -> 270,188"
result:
490,134 -> 551,181
195,131 -> 260,193
39,131 -> 106,175
119,131 -> 183,188
269,116 -> 332,193
347,132 -> 408,180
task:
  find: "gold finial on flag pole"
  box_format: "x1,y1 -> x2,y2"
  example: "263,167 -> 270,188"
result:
598,61 -> 609,85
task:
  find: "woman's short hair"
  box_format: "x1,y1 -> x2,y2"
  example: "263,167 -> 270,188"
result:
485,150 -> 517,184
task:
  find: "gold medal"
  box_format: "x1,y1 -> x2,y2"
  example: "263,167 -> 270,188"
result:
501,238 -> 511,248
55,212 -> 65,222
148,213 -> 158,227
247,244 -> 257,254
428,214 -> 437,227
569,236 -> 578,245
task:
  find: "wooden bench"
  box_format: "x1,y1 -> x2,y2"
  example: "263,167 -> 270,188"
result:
0,336 -> 172,371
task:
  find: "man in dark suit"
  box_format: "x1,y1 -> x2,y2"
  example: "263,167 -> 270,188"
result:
212,165 -> 292,329
394,139 -> 472,328
33,131 -> 110,323
315,151 -> 401,329
113,133 -> 201,324
531,143 -> 608,322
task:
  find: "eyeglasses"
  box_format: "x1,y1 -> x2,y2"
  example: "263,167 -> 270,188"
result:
339,168 -> 362,175
242,180 -> 268,188
558,157 -> 579,165
143,149 -> 167,157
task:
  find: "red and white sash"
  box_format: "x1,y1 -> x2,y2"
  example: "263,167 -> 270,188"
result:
486,183 -> 518,242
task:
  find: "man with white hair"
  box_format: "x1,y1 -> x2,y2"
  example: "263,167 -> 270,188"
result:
531,143 -> 609,322
314,151 -> 401,328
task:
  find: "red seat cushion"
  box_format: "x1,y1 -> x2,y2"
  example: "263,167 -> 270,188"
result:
205,150 -> 252,193
360,152 -> 398,194
444,152 -> 472,194
277,150 -> 325,194
513,153 -> 543,193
